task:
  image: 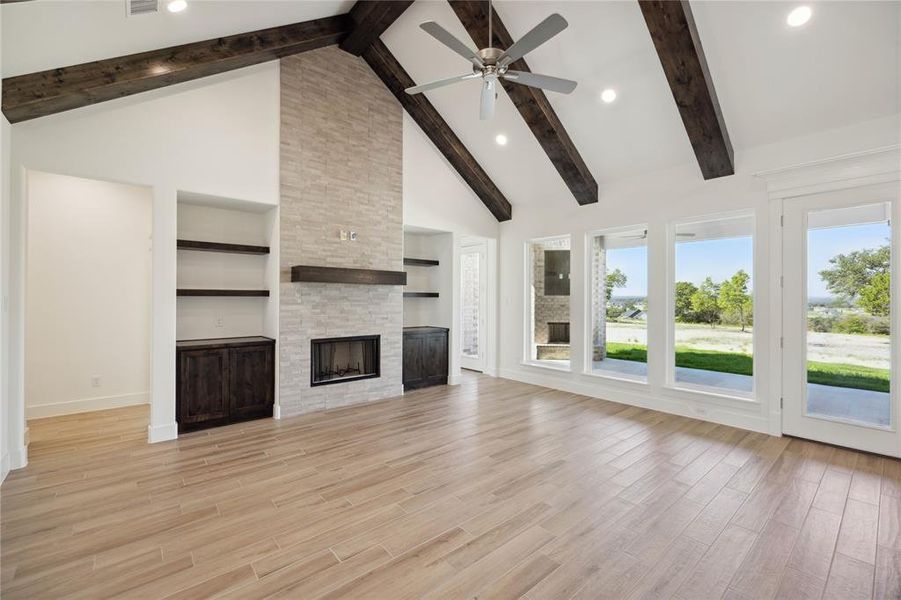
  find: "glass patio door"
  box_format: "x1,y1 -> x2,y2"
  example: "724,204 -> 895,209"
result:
782,183 -> 898,455
460,243 -> 486,372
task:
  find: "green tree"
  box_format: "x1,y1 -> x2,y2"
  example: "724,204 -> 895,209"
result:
820,245 -> 889,304
859,271 -> 891,317
690,277 -> 721,326
674,281 -> 698,321
718,270 -> 753,332
605,268 -> 627,302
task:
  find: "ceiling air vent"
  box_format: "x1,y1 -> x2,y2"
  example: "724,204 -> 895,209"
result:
127,0 -> 159,17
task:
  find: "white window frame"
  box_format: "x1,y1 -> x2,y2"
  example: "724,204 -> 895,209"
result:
582,224 -> 650,385
665,209 -> 759,402
522,234 -> 573,372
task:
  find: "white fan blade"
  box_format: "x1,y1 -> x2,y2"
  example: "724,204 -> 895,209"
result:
497,13 -> 568,68
502,70 -> 577,94
406,73 -> 479,95
420,21 -> 484,67
480,79 -> 496,120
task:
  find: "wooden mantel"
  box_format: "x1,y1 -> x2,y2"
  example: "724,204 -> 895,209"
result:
290,265 -> 407,285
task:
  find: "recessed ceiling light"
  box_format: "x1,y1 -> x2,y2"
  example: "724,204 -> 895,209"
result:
167,0 -> 188,13
600,88 -> 617,104
786,5 -> 812,27
495,134 -> 508,146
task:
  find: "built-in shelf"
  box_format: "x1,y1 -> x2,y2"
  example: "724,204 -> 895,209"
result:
177,239 -> 270,255
403,257 -> 440,267
291,265 -> 407,285
404,292 -> 439,298
177,289 -> 269,297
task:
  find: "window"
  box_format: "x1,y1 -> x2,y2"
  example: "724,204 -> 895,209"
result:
672,214 -> 754,396
588,226 -> 648,381
526,236 -> 571,369
805,203 -> 891,426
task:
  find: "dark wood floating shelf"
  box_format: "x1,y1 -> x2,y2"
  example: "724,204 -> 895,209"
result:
291,265 -> 407,285
403,257 -> 439,267
177,289 -> 270,297
404,292 -> 439,298
177,239 -> 270,255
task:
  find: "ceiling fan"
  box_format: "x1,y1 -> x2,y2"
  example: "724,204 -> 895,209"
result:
404,3 -> 578,120
624,230 -> 696,240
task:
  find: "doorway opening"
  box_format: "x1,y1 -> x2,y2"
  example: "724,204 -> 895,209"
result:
24,171 -> 152,447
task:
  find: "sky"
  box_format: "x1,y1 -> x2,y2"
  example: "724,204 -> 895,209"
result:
808,221 -> 890,299
606,237 -> 753,298
605,223 -> 890,299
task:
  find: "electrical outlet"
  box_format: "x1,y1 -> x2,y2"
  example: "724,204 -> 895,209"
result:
215,317 -> 224,328
91,376 -> 101,388
339,230 -> 348,241
349,231 -> 358,241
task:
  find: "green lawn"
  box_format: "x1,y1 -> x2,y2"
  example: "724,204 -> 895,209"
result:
605,342 -> 889,393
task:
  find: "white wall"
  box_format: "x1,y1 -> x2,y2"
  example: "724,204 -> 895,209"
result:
402,113 -> 501,240
25,171 -> 152,418
7,62 -> 280,453
1,3 -> 12,480
497,114 -> 901,444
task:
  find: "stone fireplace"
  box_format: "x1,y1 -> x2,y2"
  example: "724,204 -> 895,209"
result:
279,46 -> 403,416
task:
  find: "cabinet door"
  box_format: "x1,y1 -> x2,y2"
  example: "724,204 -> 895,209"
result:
178,348 -> 229,427
423,332 -> 448,379
403,335 -> 423,385
229,344 -> 274,421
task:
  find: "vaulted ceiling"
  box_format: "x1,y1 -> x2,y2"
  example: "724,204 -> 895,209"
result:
2,0 -> 899,211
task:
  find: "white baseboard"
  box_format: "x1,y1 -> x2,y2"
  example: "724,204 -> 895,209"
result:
1,453 -> 9,485
27,392 -> 149,419
9,445 -> 28,470
147,422 -> 178,443
497,366 -> 771,435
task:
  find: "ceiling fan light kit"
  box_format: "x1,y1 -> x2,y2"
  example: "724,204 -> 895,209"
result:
405,5 -> 578,120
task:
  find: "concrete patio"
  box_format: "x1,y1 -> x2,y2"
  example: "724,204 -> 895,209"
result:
591,358 -> 890,426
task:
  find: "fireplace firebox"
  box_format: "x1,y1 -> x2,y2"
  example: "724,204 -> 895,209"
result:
311,335 -> 380,386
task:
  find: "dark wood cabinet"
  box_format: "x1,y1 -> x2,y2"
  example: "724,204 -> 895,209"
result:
403,327 -> 448,391
176,336 -> 275,433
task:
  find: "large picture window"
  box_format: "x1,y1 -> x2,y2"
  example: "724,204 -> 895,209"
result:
588,226 -> 648,381
672,214 -> 754,396
526,236 -> 571,369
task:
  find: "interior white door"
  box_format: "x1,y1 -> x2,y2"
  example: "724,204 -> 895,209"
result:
460,243 -> 487,372
782,183 -> 899,456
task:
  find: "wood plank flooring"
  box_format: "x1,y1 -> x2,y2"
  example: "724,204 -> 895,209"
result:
2,373 -> 900,599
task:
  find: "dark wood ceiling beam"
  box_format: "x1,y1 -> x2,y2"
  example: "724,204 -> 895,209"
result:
1,14 -> 352,123
363,40 -> 512,221
448,0 -> 598,206
339,0 -> 414,56
638,0 -> 734,179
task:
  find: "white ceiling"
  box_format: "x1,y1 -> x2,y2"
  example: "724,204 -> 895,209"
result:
3,0 -> 899,208
0,0 -> 352,77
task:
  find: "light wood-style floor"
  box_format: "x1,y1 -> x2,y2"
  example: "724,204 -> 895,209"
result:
2,374 -> 900,599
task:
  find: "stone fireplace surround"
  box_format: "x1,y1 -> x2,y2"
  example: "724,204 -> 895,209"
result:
279,46 -> 404,417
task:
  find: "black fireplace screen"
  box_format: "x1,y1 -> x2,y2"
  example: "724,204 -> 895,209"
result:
311,335 -> 380,386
